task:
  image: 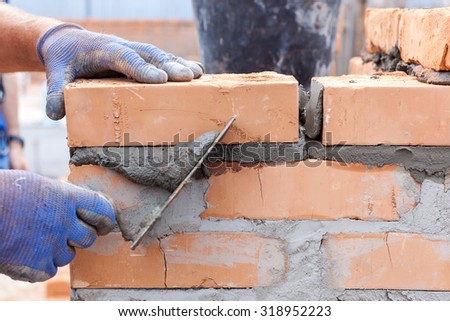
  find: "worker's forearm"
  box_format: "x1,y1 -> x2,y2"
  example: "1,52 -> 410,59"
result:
0,3 -> 61,72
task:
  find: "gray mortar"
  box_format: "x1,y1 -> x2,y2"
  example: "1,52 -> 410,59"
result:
71,131 -> 219,192
71,143 -> 306,170
116,187 -> 170,241
208,141 -> 305,164
302,80 -> 324,140
363,46 -> 450,86
72,176 -> 450,301
71,142 -> 450,185
308,145 -> 450,184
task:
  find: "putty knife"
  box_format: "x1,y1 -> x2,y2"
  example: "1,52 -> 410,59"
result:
130,114 -> 237,250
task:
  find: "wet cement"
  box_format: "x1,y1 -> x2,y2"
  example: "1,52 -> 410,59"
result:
71,131 -> 219,192
72,141 -> 450,185
308,144 -> 450,183
364,46 -> 450,85
300,79 -> 323,140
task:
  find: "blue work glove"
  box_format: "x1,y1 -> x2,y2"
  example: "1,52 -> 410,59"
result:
36,23 -> 204,120
0,170 -> 116,282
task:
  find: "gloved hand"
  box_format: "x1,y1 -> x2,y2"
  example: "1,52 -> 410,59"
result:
36,24 -> 204,120
0,170 -> 116,282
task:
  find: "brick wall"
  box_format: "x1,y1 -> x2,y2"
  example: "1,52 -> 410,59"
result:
67,8 -> 450,301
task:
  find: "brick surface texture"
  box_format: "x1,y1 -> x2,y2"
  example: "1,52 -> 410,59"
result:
319,74 -> 450,146
365,8 -> 450,71
325,233 -> 450,291
203,161 -> 417,221
71,232 -> 285,289
65,73 -> 298,147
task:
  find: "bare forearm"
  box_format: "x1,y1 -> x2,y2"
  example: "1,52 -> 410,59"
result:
0,3 -> 61,72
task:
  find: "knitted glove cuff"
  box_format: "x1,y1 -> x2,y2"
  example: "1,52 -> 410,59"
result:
36,23 -> 85,65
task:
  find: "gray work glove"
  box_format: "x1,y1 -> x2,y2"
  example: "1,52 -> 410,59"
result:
37,23 -> 204,120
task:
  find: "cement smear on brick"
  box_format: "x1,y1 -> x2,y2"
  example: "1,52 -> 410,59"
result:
71,131 -> 219,192
71,141 -> 450,184
72,178 -> 450,301
308,145 -> 450,183
364,46 -> 450,85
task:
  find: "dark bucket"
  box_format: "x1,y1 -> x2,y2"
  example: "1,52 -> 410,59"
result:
192,0 -> 341,89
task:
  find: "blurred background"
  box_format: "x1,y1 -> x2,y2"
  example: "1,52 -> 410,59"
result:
1,0 -> 449,301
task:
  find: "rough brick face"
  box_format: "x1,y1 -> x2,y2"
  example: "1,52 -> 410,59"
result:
69,164 -> 160,221
348,56 -> 377,75
203,161 -> 418,221
365,8 -> 401,56
71,232 -> 285,289
69,162 -> 418,223
365,8 -> 450,71
71,233 -> 165,289
318,74 -> 450,146
64,72 -> 298,147
325,233 -> 450,291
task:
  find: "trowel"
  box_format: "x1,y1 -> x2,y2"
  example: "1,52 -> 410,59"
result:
130,114 -> 237,250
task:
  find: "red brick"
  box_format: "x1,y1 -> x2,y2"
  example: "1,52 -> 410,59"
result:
365,8 -> 450,71
70,233 -> 165,289
46,280 -> 70,301
64,72 -> 299,147
70,163 -> 418,223
202,161 -> 417,221
46,266 -> 70,301
348,56 -> 377,75
71,232 -> 285,289
325,233 -> 450,290
318,74 -> 450,146
365,8 -> 401,57
69,164 -> 154,218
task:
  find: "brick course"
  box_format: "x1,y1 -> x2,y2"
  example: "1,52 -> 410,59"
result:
64,73 -> 298,147
203,161 -> 418,221
318,74 -> 450,146
365,8 -> 450,71
71,232 -> 285,289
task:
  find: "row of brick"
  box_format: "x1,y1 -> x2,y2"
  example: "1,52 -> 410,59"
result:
71,232 -> 285,288
65,72 -> 450,147
69,161 -> 422,290
316,73 -> 450,146
65,73 -> 299,147
365,8 -> 450,71
69,161 -> 419,223
71,231 -> 450,291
